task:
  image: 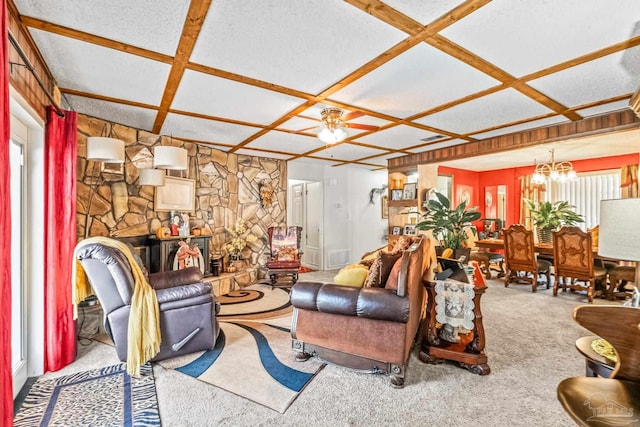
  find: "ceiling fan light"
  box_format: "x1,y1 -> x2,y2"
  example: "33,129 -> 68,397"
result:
334,127 -> 348,142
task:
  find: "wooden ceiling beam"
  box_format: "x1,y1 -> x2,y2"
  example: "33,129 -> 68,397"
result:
151,0 -> 213,134
20,15 -> 173,64
59,88 -> 159,111
388,109 -> 640,169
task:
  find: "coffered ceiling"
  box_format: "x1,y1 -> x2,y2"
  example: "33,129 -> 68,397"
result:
10,0 -> 640,170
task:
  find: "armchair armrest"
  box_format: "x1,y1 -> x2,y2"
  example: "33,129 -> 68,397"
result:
148,266 -> 203,290
291,282 -> 409,323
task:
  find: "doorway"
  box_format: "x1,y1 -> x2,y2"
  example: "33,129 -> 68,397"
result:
288,180 -> 323,270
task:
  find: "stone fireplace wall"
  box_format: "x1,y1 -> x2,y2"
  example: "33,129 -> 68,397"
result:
76,114 -> 287,269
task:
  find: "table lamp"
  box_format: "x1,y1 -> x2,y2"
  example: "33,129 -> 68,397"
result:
598,198 -> 640,307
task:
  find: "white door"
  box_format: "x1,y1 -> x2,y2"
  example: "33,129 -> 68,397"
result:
291,183 -> 305,250
304,181 -> 322,270
10,116 -> 27,397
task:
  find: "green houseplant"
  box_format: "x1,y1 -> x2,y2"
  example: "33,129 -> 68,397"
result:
416,192 -> 481,252
524,199 -> 584,243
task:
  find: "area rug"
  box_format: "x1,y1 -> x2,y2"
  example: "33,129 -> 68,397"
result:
13,363 -> 160,426
298,266 -> 315,273
159,284 -> 324,413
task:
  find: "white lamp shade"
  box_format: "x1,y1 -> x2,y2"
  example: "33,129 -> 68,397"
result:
598,198 -> 640,261
87,137 -> 125,163
139,168 -> 165,186
153,146 -> 188,170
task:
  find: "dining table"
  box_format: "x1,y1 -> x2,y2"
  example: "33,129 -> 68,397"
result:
475,238 -> 619,261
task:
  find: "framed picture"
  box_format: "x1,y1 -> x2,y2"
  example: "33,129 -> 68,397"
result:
391,189 -> 403,201
381,195 -> 389,219
391,226 -> 402,235
403,224 -> 417,236
155,176 -> 196,212
403,183 -> 417,200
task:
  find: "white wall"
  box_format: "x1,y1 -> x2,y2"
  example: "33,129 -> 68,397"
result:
288,160 -> 387,269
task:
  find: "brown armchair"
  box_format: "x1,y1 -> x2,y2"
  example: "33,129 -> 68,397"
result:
557,305 -> 640,426
290,235 -> 431,388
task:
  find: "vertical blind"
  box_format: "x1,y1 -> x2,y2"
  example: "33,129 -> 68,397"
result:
545,170 -> 620,230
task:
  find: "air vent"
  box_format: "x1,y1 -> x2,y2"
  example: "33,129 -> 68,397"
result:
420,134 -> 445,143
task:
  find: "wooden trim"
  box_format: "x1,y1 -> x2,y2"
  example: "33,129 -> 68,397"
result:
388,109 -> 640,169
20,15 -> 173,64
59,88 -> 159,111
152,0 -> 213,133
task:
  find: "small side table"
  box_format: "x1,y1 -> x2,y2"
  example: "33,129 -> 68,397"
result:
575,336 -> 615,378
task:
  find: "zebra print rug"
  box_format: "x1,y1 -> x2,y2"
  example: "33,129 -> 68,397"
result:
158,284 -> 324,413
13,363 -> 160,426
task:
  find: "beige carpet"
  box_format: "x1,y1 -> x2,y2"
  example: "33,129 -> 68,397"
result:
64,275 -> 622,426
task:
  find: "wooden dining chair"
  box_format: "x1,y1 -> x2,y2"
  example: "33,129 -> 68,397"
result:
552,226 -> 606,303
502,224 -> 551,292
557,305 -> 640,426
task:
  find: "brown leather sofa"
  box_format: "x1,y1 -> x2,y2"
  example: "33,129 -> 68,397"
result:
76,242 -> 220,362
290,235 -> 431,387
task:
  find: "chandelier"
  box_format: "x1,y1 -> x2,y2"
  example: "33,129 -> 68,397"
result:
531,148 -> 577,184
317,108 -> 348,144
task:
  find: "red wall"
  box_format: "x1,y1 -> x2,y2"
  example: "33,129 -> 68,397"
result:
438,153 -> 639,231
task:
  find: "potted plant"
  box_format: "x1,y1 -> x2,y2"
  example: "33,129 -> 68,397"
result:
523,199 -> 584,243
416,192 -> 481,259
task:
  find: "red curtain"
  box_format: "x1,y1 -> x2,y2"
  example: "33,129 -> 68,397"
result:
0,0 -> 13,423
43,106 -> 77,372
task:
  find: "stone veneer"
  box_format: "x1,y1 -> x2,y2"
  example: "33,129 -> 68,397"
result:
76,114 -> 286,270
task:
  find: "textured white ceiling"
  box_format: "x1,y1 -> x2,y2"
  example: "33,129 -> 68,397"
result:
331,43 -> 499,118
416,89 -> 554,134
441,0 -> 640,77
189,0 -> 406,93
64,95 -> 158,131
31,30 -> 171,105
160,113 -> 259,146
14,0 -> 190,56
14,0 -> 640,170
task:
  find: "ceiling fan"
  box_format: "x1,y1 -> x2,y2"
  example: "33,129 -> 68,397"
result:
298,108 -> 379,144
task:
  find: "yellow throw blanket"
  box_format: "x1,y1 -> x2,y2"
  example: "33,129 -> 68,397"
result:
73,237 -> 161,377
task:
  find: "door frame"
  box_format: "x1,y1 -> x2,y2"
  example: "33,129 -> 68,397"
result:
10,89 -> 46,382
288,179 -> 323,270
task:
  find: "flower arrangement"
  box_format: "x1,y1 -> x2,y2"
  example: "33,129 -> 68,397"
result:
224,220 -> 258,259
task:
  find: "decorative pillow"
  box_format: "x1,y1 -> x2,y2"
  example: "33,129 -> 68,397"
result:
344,263 -> 369,270
364,251 -> 402,288
333,267 -> 368,288
360,249 -> 382,268
385,258 -> 403,291
390,236 -> 413,255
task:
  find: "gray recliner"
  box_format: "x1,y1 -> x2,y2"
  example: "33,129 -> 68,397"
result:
76,242 -> 220,362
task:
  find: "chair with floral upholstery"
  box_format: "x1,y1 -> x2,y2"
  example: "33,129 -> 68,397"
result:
266,226 -> 303,285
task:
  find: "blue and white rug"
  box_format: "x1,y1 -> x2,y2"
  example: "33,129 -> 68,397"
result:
14,363 -> 160,426
159,284 -> 324,413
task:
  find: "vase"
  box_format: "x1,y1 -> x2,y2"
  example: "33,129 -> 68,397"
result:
537,228 -> 553,244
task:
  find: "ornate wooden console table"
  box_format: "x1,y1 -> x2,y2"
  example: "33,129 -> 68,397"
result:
419,280 -> 490,375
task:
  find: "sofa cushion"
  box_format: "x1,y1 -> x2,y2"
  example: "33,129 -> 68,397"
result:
333,267 -> 368,288
385,258 -> 403,291
364,251 -> 401,288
